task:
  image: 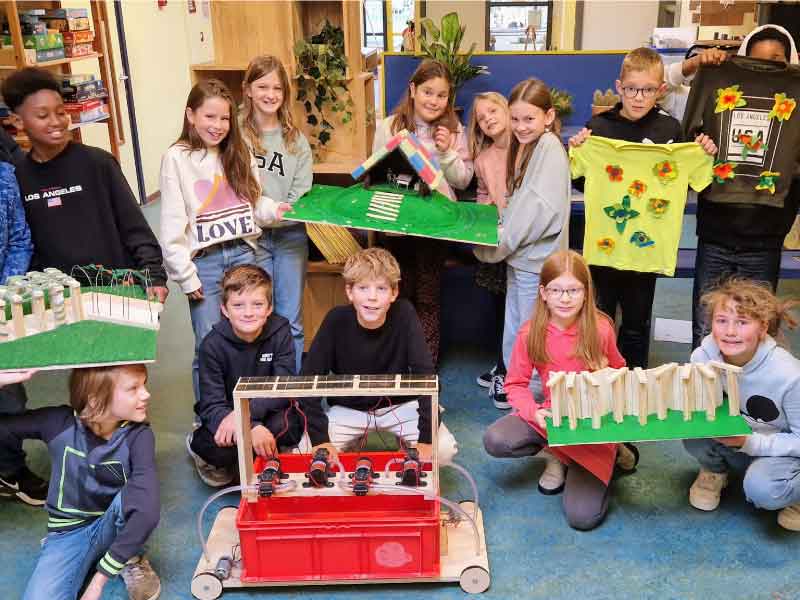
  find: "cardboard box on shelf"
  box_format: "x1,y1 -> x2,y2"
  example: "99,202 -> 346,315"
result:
2,32 -> 64,51
35,47 -> 66,63
61,30 -> 94,45
45,17 -> 90,32
64,98 -> 107,123
63,43 -> 93,58
44,8 -> 89,19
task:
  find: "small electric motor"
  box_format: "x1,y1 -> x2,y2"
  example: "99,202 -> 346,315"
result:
398,447 -> 426,487
257,457 -> 284,497
351,456 -> 377,496
305,447 -> 334,488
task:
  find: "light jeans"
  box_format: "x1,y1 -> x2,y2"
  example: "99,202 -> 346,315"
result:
502,265 -> 540,370
257,224 -> 308,373
684,438 -> 800,511
189,239 -> 259,403
23,494 -> 127,600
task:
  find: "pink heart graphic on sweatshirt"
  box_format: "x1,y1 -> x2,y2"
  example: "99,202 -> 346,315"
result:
195,175 -> 246,215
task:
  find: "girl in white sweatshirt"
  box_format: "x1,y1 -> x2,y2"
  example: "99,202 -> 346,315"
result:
160,79 -> 287,403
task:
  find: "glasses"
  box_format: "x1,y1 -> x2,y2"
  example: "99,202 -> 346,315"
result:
544,286 -> 584,300
620,86 -> 659,99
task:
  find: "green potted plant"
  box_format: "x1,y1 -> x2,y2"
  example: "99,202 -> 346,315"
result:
418,12 -> 488,104
294,20 -> 355,158
550,88 -> 574,122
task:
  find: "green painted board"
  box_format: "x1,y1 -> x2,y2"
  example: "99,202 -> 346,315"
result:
0,319 -> 157,371
546,398 -> 751,446
285,183 -> 499,246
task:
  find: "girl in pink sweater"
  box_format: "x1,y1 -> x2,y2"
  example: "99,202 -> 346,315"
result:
483,249 -> 637,530
468,92 -> 512,408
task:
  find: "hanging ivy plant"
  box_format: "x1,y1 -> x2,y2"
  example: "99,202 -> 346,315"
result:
294,20 -> 355,158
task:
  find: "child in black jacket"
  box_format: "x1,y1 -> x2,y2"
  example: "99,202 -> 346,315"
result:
187,264 -> 301,487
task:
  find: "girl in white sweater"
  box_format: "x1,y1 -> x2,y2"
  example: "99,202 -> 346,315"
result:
159,79 -> 287,403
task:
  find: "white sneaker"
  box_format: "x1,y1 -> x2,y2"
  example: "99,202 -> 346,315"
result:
689,468 -> 728,511
537,450 -> 566,495
777,503 -> 800,531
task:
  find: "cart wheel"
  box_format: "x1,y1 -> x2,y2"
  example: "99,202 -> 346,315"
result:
459,566 -> 490,594
191,572 -> 223,600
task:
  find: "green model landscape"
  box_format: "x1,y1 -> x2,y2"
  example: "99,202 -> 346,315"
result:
546,397 -> 751,445
0,286 -> 158,370
285,183 -> 500,246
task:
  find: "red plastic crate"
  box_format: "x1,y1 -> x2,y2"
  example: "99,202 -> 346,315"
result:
238,454 -> 440,582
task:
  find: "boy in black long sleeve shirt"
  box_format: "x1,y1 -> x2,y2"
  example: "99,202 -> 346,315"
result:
301,248 -> 457,463
1,68 -> 168,302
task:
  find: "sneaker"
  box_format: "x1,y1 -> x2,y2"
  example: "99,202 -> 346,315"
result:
489,374 -> 510,410
0,465 -> 48,506
185,431 -> 235,488
477,365 -> 497,388
615,443 -> 640,474
121,555 -> 161,600
689,468 -> 728,511
537,450 -> 566,495
777,504 -> 800,531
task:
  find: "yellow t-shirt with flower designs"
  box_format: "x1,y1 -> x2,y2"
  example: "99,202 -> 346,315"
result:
570,136 -> 713,276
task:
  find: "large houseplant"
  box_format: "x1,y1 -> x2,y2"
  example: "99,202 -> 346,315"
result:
294,20 -> 355,158
418,12 -> 487,103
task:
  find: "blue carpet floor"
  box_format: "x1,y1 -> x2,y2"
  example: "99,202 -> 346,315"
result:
1,205 -> 799,599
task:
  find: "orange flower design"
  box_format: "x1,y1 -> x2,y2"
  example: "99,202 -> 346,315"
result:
653,160 -> 678,183
597,237 -> 615,254
715,85 -> 747,113
628,180 -> 647,198
713,161 -> 736,183
767,93 -> 796,122
606,165 -> 624,182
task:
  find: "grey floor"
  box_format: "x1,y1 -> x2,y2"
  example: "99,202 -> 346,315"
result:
1,204 -> 799,599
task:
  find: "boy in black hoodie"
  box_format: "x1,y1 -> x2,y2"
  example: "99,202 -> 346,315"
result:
187,264 -> 301,487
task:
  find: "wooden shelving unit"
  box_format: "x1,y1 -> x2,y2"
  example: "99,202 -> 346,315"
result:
189,0 -> 375,175
0,0 -> 123,159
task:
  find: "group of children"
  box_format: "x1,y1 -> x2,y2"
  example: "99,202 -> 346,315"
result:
0,23 -> 797,599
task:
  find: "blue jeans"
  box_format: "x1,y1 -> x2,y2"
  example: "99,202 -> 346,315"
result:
692,241 -> 781,349
24,494 -> 127,600
683,438 -> 800,511
257,224 -> 308,373
0,383 -> 28,475
190,240 -> 259,402
503,265 -> 539,369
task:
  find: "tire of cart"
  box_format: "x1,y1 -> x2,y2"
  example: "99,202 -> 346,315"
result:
459,566 -> 490,594
191,572 -> 223,600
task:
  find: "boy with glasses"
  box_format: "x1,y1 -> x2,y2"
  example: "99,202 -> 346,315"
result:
570,47 -> 716,368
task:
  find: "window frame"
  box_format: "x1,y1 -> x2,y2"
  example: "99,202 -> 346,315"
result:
485,1 -> 553,52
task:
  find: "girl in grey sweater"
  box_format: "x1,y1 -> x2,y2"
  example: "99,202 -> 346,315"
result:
474,78 -> 571,368
241,56 -> 314,373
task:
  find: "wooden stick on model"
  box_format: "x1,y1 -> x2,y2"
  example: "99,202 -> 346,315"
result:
583,371 -> 602,430
547,372 -> 565,428
634,367 -> 648,425
607,367 -> 627,423
566,371 -> 578,430
680,364 -> 694,421
696,363 -> 718,421
10,294 -> 24,339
